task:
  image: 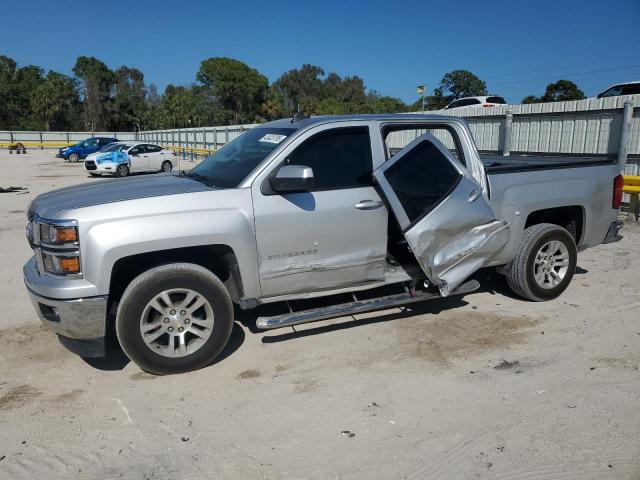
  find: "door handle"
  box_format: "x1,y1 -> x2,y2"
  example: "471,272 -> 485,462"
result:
354,200 -> 384,210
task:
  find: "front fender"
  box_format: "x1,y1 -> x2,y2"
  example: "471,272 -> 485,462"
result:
82,209 -> 260,298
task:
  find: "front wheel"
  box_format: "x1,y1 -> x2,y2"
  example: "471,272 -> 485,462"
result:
506,223 -> 577,301
161,160 -> 173,173
68,153 -> 80,163
115,164 -> 129,177
116,263 -> 234,375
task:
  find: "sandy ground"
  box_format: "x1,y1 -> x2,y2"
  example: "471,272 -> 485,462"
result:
0,150 -> 639,479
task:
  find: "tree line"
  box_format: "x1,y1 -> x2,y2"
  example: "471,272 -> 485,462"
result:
0,54 -> 587,131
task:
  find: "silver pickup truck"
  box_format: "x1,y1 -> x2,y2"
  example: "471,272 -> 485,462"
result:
23,114 -> 624,374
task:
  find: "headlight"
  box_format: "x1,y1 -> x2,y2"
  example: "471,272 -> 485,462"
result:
39,223 -> 78,244
27,215 -> 82,277
42,252 -> 81,274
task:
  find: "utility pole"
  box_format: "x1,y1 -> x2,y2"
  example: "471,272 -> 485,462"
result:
417,85 -> 426,114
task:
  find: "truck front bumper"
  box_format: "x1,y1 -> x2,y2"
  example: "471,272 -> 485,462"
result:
23,259 -> 108,357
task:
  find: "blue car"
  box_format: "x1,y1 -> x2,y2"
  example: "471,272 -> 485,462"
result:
57,137 -> 118,162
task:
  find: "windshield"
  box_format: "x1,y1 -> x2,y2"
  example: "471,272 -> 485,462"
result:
187,127 -> 296,187
101,143 -> 132,153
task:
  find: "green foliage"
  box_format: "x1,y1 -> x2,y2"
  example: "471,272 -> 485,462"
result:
434,70 -> 487,106
270,66 -> 407,117
521,95 -> 540,104
522,80 -> 586,104
541,80 -> 585,102
2,55 -> 508,131
112,66 -> 147,130
72,56 -> 116,130
197,57 -> 268,124
272,64 -> 326,115
31,72 -> 80,130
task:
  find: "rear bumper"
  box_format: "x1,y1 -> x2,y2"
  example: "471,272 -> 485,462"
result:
602,220 -> 623,244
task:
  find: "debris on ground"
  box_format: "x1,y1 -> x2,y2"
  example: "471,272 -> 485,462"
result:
0,186 -> 27,193
494,359 -> 520,370
367,401 -> 381,416
341,430 -> 355,438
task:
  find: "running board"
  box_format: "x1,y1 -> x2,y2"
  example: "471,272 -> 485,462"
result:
256,279 -> 480,330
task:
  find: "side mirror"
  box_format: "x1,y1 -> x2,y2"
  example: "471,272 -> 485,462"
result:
270,165 -> 315,193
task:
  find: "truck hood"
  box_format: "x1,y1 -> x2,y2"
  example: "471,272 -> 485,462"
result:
29,174 -> 214,219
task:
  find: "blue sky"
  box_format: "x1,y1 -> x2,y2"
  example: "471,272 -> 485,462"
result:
2,0 -> 639,104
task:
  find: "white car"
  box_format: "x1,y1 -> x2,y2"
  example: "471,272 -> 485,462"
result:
84,142 -> 175,177
444,95 -> 507,109
596,81 -> 640,98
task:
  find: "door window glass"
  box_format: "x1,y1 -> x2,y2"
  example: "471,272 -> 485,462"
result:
600,86 -> 622,97
286,127 -> 373,190
145,144 -> 163,153
384,126 -> 465,165
129,145 -> 145,156
384,140 -> 461,223
621,84 -> 640,95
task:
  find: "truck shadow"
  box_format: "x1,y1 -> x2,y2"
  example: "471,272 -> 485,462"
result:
82,322 -> 246,372
82,264 -> 589,371
255,296 -> 469,343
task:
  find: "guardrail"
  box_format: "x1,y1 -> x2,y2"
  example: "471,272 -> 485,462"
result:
1,141 -> 76,149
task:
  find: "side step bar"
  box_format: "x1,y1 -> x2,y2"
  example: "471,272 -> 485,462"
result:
256,279 -> 480,330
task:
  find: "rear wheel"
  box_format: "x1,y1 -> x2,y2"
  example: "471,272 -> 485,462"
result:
68,153 -> 80,163
116,263 -> 234,375
161,160 -> 172,173
115,164 -> 129,177
506,223 -> 577,301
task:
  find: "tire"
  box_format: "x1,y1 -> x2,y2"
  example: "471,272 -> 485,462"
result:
161,160 -> 173,173
116,263 -> 234,375
68,153 -> 80,163
506,223 -> 577,301
115,164 -> 129,177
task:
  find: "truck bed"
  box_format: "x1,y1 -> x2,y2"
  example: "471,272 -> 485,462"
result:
481,154 -> 615,174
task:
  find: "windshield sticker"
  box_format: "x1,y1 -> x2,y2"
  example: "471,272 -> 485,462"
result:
258,133 -> 287,144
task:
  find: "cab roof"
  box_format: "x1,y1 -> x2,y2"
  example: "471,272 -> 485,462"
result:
261,113 -> 455,131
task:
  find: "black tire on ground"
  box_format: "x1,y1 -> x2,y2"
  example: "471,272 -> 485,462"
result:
115,164 -> 129,177
68,153 -> 80,162
506,223 -> 577,302
161,160 -> 172,173
116,263 -> 234,375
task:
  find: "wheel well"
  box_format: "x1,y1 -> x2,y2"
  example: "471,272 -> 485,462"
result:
524,206 -> 584,243
108,245 -> 243,311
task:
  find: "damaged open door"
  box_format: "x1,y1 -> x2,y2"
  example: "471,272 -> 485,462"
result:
374,133 -> 509,296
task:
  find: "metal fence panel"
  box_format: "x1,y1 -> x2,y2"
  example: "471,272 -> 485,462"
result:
2,96 -> 639,158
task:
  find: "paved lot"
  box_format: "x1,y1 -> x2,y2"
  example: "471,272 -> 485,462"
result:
0,150 -> 639,479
